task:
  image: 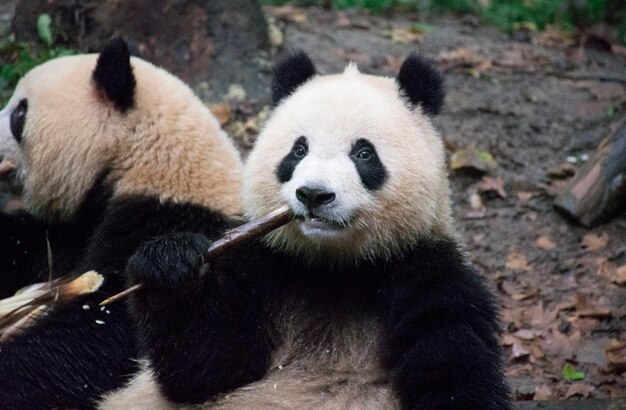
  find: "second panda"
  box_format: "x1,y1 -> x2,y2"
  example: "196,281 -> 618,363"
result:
0,39 -> 243,407
113,52 -> 510,409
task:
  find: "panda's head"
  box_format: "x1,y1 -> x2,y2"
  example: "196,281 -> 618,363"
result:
243,52 -> 453,261
0,39 -> 242,221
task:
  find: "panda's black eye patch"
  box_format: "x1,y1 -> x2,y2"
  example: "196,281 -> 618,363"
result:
350,139 -> 387,191
10,99 -> 27,143
277,136 -> 308,183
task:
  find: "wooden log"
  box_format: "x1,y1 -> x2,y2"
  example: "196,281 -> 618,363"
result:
554,118 -> 626,227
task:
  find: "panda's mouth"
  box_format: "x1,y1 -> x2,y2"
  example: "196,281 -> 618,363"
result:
0,157 -> 19,193
294,212 -> 348,234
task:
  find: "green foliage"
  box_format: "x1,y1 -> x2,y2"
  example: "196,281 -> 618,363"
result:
0,14 -> 78,106
562,363 -> 585,381
262,0 -> 626,42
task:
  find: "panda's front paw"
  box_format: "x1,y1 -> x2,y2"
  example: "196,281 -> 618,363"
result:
126,232 -> 211,291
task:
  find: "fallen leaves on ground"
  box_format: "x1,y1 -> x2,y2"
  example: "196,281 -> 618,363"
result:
436,47 -> 492,76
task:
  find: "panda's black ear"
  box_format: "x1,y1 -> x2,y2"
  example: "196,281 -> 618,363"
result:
271,51 -> 316,106
396,53 -> 445,116
93,38 -> 136,112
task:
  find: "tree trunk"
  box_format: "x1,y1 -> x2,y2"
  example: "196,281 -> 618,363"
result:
12,0 -> 270,102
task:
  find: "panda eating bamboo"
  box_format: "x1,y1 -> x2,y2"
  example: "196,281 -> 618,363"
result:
103,51 -> 510,409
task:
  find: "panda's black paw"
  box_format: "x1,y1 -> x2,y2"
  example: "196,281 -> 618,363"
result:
126,232 -> 211,291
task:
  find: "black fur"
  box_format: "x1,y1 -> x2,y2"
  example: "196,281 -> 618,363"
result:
0,172 -> 113,299
126,236 -> 510,408
396,53 -> 445,116
92,38 -> 136,112
271,51 -> 316,106
276,136 -> 308,183
349,138 -> 387,191
0,190 -> 234,409
10,99 -> 27,142
127,233 -> 273,403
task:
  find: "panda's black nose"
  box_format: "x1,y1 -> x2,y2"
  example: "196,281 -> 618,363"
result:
296,187 -> 336,209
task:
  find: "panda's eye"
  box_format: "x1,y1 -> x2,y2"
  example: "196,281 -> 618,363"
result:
293,144 -> 307,158
10,99 -> 28,143
355,148 -> 373,161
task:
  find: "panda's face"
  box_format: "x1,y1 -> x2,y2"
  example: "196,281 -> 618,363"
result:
277,133 -> 384,240
243,65 -> 453,261
0,56 -> 119,219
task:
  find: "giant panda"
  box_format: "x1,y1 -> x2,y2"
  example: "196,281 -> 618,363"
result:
110,51 -> 510,409
0,39 -> 243,408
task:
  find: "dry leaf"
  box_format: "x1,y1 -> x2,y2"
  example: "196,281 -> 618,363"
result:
534,384 -> 552,400
511,342 -> 530,360
450,147 -> 498,174
516,191 -> 535,203
597,260 -> 626,286
500,280 -> 520,295
209,103 -> 231,126
564,382 -> 594,399
581,232 -> 609,251
514,329 -> 539,341
267,6 -> 308,23
502,334 -> 517,346
267,22 -> 284,48
506,253 -> 530,271
469,192 -> 485,211
613,265 -> 626,286
475,176 -> 507,198
574,293 -> 612,318
386,28 -> 423,44
536,27 -> 575,48
577,309 -> 612,319
530,344 -> 545,360
437,47 -> 492,75
535,236 -> 556,250
502,308 -> 523,329
547,162 -> 577,179
605,340 -> 626,371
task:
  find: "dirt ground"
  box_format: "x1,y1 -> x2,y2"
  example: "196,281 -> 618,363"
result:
252,6 -> 626,402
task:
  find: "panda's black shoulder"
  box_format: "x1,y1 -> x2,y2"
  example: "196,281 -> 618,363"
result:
389,238 -> 499,311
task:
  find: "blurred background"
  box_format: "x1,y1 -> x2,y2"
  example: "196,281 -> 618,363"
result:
1,0 -> 625,404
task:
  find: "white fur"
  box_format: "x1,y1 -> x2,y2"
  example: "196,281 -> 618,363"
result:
0,54 -> 243,221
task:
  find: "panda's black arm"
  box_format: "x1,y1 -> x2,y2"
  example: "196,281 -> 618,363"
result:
125,232 -> 273,404
381,240 -> 510,410
74,196 -> 235,293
